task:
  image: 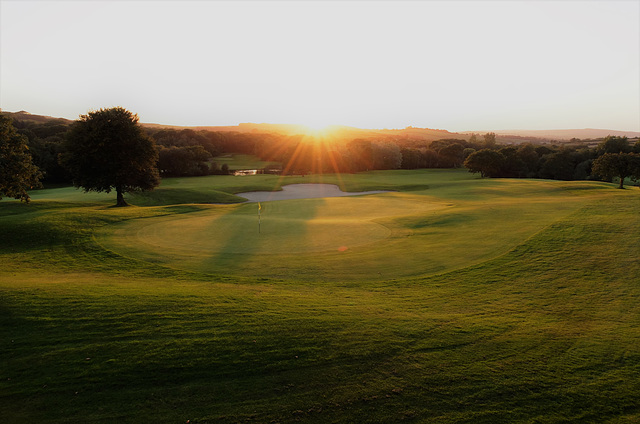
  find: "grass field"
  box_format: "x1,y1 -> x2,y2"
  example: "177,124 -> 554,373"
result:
1,169 -> 639,423
213,153 -> 281,170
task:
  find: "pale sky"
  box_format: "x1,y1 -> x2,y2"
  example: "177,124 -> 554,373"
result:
1,0 -> 639,132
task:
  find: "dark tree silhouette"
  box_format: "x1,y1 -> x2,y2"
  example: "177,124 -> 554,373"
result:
592,152 -> 640,189
0,115 -> 42,202
464,149 -> 505,178
60,107 -> 159,206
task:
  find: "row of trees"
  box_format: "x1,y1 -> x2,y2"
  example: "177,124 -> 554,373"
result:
464,136 -> 640,188
248,133 -> 501,175
13,118 -> 281,180
151,129 -> 221,177
7,109 -> 506,184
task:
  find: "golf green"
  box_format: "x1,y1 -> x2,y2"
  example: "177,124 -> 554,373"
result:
97,181 -> 592,281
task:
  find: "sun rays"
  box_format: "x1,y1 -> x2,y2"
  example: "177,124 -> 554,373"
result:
258,129 -> 348,191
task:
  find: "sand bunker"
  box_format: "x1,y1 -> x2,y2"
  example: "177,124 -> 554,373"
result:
236,184 -> 389,202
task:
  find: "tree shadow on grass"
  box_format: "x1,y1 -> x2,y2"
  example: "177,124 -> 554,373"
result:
203,198 -> 324,279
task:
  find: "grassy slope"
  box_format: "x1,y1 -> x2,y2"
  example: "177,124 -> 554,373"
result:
1,169 -> 639,423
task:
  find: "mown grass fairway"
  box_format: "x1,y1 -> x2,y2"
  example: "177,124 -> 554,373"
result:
2,169 -> 640,423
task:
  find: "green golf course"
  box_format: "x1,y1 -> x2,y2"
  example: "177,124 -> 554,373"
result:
2,168 -> 639,423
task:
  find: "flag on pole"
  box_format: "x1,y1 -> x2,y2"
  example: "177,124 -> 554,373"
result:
258,202 -> 261,234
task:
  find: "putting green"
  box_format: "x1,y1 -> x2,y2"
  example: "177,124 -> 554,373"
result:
112,199 -> 401,255
97,182 -> 595,281
99,192 -> 444,258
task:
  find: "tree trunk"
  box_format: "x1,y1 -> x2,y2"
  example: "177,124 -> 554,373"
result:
619,176 -> 625,189
116,186 -> 129,207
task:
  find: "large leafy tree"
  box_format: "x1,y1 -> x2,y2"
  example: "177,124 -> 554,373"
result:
592,152 -> 640,189
60,107 -> 160,206
0,115 -> 43,202
464,149 -> 505,178
596,135 -> 630,155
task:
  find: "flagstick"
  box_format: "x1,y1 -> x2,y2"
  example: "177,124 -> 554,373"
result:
258,202 -> 261,234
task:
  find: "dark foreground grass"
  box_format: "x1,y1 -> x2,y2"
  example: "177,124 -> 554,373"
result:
1,171 -> 639,423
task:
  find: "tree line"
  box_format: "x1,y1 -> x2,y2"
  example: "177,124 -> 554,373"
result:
4,114 -> 505,182
2,107 -> 639,205
464,135 -> 640,188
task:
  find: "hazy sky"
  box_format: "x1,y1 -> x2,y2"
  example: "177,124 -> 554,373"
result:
1,0 -> 639,131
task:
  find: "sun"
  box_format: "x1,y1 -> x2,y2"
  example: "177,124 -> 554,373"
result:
304,122 -> 331,131
298,121 -> 343,138
301,125 -> 331,137
297,117 -> 338,134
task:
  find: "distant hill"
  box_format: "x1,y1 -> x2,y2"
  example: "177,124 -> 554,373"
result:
189,123 -> 318,135
187,123 -> 464,142
1,110 -> 73,124
4,110 -> 638,143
